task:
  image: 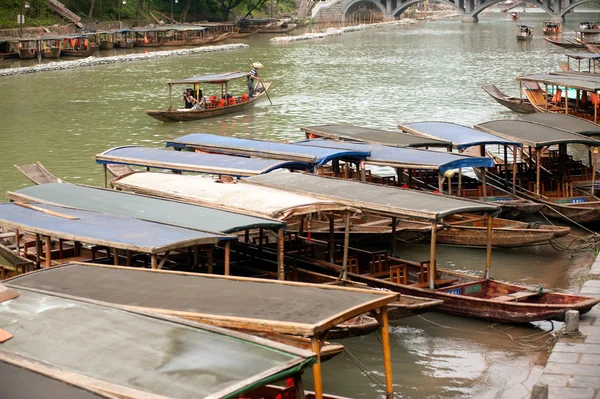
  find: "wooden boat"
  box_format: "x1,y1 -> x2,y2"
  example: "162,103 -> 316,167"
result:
146,71 -> 272,122
114,29 -> 135,48
97,31 -> 115,50
542,21 -> 561,35
233,29 -> 259,38
17,38 -> 38,59
0,39 -> 18,59
14,162 -> 63,185
39,36 -> 62,59
395,213 -> 570,248
133,29 -> 166,47
209,31 -> 234,43
516,25 -> 533,41
0,242 -> 34,278
481,85 -> 535,113
61,37 -> 98,57
40,46 -> 60,59
259,22 -> 297,33
544,37 -> 586,49
511,12 -> 519,20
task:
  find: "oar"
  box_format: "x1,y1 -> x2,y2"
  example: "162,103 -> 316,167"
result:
249,59 -> 272,105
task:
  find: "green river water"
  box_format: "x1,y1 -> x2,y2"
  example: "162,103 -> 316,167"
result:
0,11 -> 598,398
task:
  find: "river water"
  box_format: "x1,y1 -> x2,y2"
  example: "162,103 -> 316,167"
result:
1,11 -> 599,398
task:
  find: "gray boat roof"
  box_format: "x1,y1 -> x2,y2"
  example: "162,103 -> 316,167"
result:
518,113 -> 600,137
0,359 -> 108,399
0,203 -> 227,253
397,121 -> 523,149
300,124 -> 451,148
565,52 -> 600,60
5,263 -> 399,336
96,146 -> 310,177
475,120 -> 600,148
166,134 -> 370,166
516,73 -> 600,92
295,139 -> 494,172
0,287 -> 315,399
169,71 -> 249,84
7,183 -> 284,234
245,172 -> 500,220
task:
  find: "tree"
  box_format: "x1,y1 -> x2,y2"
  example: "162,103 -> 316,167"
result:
181,0 -> 192,23
135,0 -> 143,25
87,0 -> 96,21
219,0 -> 243,21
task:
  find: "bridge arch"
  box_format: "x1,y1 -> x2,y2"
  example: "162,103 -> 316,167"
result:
559,0 -> 597,17
390,0 -> 461,18
470,0 -> 554,17
342,0 -> 387,18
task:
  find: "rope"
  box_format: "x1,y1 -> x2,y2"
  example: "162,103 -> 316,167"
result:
544,204 -> 597,234
342,347 -> 403,397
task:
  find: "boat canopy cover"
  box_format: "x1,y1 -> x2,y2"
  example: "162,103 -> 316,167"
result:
518,113 -> 600,137
397,122 -> 523,150
301,124 -> 450,148
170,71 -> 249,84
0,202 -> 226,253
246,172 -> 500,220
295,139 -> 494,172
566,52 -> 600,60
0,288 -> 315,399
96,146 -> 310,177
8,183 -> 284,234
164,25 -> 206,31
7,263 -> 399,335
475,120 -> 600,148
112,172 -> 350,220
0,360 -> 106,399
517,73 -> 600,92
166,134 -> 370,166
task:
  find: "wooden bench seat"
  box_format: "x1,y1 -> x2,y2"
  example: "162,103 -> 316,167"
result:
492,291 -> 540,302
410,279 -> 456,289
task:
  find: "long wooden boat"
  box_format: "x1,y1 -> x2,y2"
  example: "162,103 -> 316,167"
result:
99,40 -> 114,50
40,46 -> 60,59
146,71 -> 272,122
209,31 -> 234,43
481,85 -> 535,113
516,25 -> 533,41
18,47 -> 37,59
133,36 -> 165,47
544,37 -> 586,49
233,29 -> 259,38
114,39 -> 134,48
61,44 -> 98,57
14,162 -> 63,185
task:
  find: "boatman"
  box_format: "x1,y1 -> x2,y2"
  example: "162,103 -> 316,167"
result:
247,66 -> 257,97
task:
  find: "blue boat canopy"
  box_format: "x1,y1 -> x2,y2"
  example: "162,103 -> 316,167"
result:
96,146 -> 310,177
166,134 -> 370,167
398,122 -> 523,150
0,203 -> 227,254
8,183 -> 285,234
295,139 -> 494,173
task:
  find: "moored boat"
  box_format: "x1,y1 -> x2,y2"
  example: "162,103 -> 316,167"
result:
114,29 -> 135,48
97,31 -> 114,50
61,35 -> 98,57
132,28 -> 166,47
482,85 -> 535,113
544,37 -> 586,49
39,36 -> 61,59
17,37 -> 38,59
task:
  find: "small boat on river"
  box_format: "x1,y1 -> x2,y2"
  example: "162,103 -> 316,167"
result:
39,36 -> 61,59
17,38 -> 39,59
542,21 -> 561,35
97,31 -> 114,50
544,37 -> 586,49
482,84 -> 535,113
114,29 -> 135,48
61,35 -> 98,57
132,28 -> 166,47
516,25 -> 534,41
146,70 -> 271,122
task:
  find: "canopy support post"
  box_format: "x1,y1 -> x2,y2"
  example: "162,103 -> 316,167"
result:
168,84 -> 172,111
360,161 -> 366,182
380,306 -> 394,399
294,373 -> 306,399
503,145 -> 508,187
438,174 -> 443,193
596,91 -> 599,123
591,146 -> 598,197
207,248 -> 213,274
277,228 -> 285,280
224,241 -> 231,276
259,228 -> 264,252
485,213 -> 493,279
44,236 -> 52,268
342,211 -> 351,279
512,145 -> 517,194
391,217 -> 397,257
35,234 -> 41,269
151,254 -> 157,269
458,149 -> 463,196
103,164 -> 108,188
429,221 -> 437,290
113,248 -> 119,266
481,168 -> 487,201
311,335 -> 323,399
193,245 -> 199,267
536,148 -> 542,197
329,216 -> 335,263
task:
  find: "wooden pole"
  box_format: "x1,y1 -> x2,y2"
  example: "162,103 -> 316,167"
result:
224,241 -> 231,276
193,245 -> 199,266
391,217 -> 397,257
512,146 -> 517,194
207,248 -> 213,274
310,335 -> 323,399
429,221 -> 437,290
438,174 -> 443,193
112,248 -> 119,266
592,147 -> 597,197
536,148 -> 541,197
14,230 -> 20,256
168,84 -> 172,111
258,228 -> 264,252
485,213 -> 493,279
126,250 -> 132,266
44,236 -> 52,268
481,169 -> 487,201
342,211 -> 351,279
35,234 -> 41,269
360,161 -> 366,182
328,216 -> 335,263
277,228 -> 285,280
151,254 -> 157,269
103,164 -> 108,188
380,306 -> 394,399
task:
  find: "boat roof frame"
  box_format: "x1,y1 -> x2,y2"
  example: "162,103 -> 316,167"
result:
168,71 -> 250,85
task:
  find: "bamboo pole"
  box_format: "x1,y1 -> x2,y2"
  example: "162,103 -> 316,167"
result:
112,248 -> 119,266
44,236 -> 52,268
342,211 -> 351,279
360,161 -> 366,182
481,169 -> 487,201
536,149 -> 541,197
591,147 -> 598,197
35,234 -> 41,269
429,221 -> 437,290
380,306 -> 394,399
311,335 -> 323,399
277,228 -> 285,280
224,241 -> 231,276
151,254 -> 157,269
485,213 -> 493,279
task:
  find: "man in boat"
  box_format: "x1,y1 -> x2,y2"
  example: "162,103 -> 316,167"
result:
247,66 -> 257,97
182,88 -> 194,109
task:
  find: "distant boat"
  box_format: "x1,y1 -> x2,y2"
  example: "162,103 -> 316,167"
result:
516,24 -> 534,41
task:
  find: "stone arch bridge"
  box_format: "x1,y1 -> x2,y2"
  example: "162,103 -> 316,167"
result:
308,0 -> 595,22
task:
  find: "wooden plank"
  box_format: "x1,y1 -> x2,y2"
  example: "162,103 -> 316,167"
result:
492,291 -> 540,302
0,328 -> 13,343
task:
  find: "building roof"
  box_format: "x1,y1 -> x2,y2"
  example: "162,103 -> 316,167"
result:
518,113 -> 600,137
245,172 -> 500,220
95,146 -> 310,177
6,263 -> 399,336
7,183 -> 284,234
295,139 -> 494,172
0,287 -> 315,399
166,134 -> 370,167
300,124 -> 450,148
112,172 -> 350,220
474,120 -> 600,148
397,121 -> 523,149
0,203 -> 227,254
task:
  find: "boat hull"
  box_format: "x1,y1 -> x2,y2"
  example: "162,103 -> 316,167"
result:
18,49 -> 37,59
41,47 -> 61,59
146,82 -> 271,122
435,224 -> 569,247
61,45 -> 98,57
481,84 -> 535,113
99,40 -> 114,50
115,40 -> 135,49
497,202 -> 545,219
544,37 -> 586,49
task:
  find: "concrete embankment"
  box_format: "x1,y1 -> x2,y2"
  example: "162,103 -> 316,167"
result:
533,259 -> 600,399
270,13 -> 460,43
0,43 -> 248,77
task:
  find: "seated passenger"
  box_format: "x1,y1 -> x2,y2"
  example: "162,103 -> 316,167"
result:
190,89 -> 206,111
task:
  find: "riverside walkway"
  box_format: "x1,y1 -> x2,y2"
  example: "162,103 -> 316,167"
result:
535,259 -> 600,398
